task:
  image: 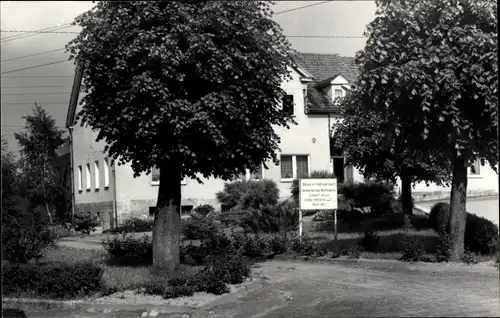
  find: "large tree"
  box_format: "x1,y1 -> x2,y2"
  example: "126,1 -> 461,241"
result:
67,1 -> 295,272
15,103 -> 66,224
334,85 -> 453,228
339,0 -> 497,259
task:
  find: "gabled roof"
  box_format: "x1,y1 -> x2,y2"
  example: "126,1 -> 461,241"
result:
292,52 -> 358,114
66,65 -> 83,128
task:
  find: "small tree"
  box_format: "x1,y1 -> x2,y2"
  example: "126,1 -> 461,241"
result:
14,103 -> 66,224
67,1 -> 295,273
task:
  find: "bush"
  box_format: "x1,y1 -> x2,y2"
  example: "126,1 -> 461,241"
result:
465,213 -> 499,255
435,234 -> 452,263
237,200 -> 299,234
339,181 -> 396,216
3,262 -> 102,299
102,233 -> 152,260
193,204 -> 215,217
72,212 -> 100,234
460,249 -> 478,265
103,217 -> 154,234
398,237 -> 429,263
216,179 -> 279,211
312,210 -> 335,222
345,246 -> 361,259
182,214 -> 222,241
2,203 -> 58,264
429,202 -> 450,235
429,202 -> 499,255
359,230 -> 380,252
290,237 -> 327,258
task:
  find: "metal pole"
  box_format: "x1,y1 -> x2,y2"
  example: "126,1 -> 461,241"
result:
334,209 -> 338,241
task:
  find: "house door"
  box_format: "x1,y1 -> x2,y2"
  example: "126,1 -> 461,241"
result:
332,157 -> 345,183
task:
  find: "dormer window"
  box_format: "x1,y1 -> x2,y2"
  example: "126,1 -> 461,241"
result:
282,95 -> 294,115
334,89 -> 343,99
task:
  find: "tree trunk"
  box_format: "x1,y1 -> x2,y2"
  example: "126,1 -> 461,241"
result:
401,173 -> 413,229
152,159 -> 182,274
448,155 -> 468,261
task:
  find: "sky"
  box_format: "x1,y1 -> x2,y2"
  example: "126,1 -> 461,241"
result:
1,1 -> 377,154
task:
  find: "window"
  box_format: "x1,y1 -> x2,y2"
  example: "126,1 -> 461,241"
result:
282,94 -> 294,115
151,167 -> 187,185
281,155 -> 293,179
469,159 -> 481,176
334,88 -> 343,104
296,156 -> 309,178
94,160 -> 100,189
104,158 -> 110,188
250,165 -> 263,180
181,205 -> 193,216
149,207 -> 156,217
221,204 -> 231,213
77,165 -> 83,191
280,155 -> 309,181
85,163 -> 91,190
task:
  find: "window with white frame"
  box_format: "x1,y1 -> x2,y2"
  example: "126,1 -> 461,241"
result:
94,160 -> 100,189
233,164 -> 265,181
77,165 -> 83,191
280,155 -> 309,181
104,158 -> 110,188
334,88 -> 344,105
151,167 -> 187,185
85,163 -> 91,190
282,94 -> 294,115
468,159 -> 481,176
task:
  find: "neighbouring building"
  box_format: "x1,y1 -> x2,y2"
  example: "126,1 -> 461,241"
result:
66,53 -> 498,230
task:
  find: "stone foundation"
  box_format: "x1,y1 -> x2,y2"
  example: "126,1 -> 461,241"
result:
75,201 -> 115,230
115,197 -> 222,225
413,189 -> 498,202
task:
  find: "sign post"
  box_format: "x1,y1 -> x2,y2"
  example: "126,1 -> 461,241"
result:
298,178 -> 338,240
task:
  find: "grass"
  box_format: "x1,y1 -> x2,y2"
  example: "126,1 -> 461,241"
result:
34,246 -> 202,295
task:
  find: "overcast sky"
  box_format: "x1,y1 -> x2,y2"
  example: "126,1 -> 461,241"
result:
1,1 -> 376,153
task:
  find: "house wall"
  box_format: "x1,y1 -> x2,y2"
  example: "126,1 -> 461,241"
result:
408,163 -> 498,202
112,67 -> 335,222
71,101 -> 116,230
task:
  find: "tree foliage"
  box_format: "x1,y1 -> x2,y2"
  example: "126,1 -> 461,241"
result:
66,1 -> 295,271
14,103 -> 66,223
337,0 -> 497,257
66,1 -> 295,181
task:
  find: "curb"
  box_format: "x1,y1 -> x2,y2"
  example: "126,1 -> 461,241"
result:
273,254 -> 403,266
2,277 -> 265,314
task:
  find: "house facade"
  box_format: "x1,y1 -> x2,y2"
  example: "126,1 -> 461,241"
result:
67,53 -> 498,230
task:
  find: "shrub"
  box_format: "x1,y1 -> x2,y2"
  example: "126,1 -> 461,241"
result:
330,244 -> 343,259
290,237 -> 327,258
429,202 -> 499,255
338,181 -> 396,216
102,233 -> 152,260
465,213 -> 499,255
123,218 -> 154,232
72,212 -> 100,234
3,262 -> 102,299
460,249 -> 478,265
345,246 -> 361,259
435,234 -> 453,263
359,230 -> 380,252
429,202 -> 450,235
312,210 -> 335,222
398,237 -> 429,263
193,204 -> 215,216
216,179 -> 279,211
182,214 -> 222,241
238,200 -> 299,234
2,204 -> 58,264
